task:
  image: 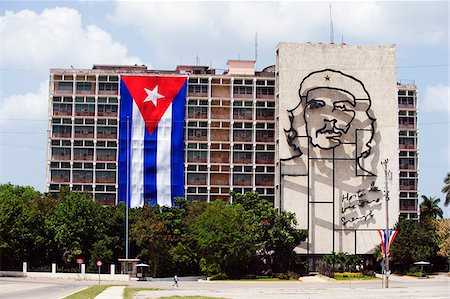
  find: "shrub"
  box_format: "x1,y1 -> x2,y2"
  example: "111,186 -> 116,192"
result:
287,271 -> 300,280
362,269 -> 375,277
275,272 -> 290,280
209,273 -> 228,280
334,272 -> 364,279
318,265 -> 334,278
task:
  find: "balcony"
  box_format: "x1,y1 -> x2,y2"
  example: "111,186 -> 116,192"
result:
400,185 -> 417,191
53,111 -> 72,116
400,204 -> 417,212
73,177 -> 93,183
399,164 -> 416,170
399,144 -> 416,150
398,103 -> 415,109
210,153 -> 229,163
233,179 -> 252,186
73,155 -> 94,161
399,123 -> 416,130
187,157 -> 207,163
51,177 -> 70,183
255,180 -> 274,186
74,132 -> 94,138
233,158 -> 252,164
255,158 -> 275,164
97,133 -> 117,139
51,155 -> 71,161
96,178 -> 116,184
256,136 -> 274,143
211,108 -> 230,119
210,174 -> 229,185
211,86 -> 230,98
187,179 -> 207,185
97,155 -> 116,161
98,112 -> 118,117
256,114 -> 274,121
52,133 -> 71,138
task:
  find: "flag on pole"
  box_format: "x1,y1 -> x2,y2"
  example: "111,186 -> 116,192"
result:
378,229 -> 398,256
118,76 -> 186,208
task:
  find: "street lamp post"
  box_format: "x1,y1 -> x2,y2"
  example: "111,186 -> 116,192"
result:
381,159 -> 390,288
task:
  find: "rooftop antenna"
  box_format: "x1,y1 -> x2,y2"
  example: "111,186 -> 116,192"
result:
255,32 -> 258,69
329,4 -> 334,44
196,54 -> 199,66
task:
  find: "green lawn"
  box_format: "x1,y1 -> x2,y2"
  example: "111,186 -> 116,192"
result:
333,272 -> 378,280
63,285 -> 112,299
124,287 -> 161,299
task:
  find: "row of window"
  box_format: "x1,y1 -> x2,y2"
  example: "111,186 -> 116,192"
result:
57,82 -> 118,92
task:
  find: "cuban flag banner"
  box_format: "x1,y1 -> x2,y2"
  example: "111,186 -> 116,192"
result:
378,229 -> 398,256
118,76 -> 186,208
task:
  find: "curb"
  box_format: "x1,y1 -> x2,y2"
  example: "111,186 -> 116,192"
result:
58,286 -> 89,299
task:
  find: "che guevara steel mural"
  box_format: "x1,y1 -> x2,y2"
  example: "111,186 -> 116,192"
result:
283,69 -> 383,228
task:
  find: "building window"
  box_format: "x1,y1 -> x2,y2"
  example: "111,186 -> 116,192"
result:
76,82 -> 92,91
99,82 -> 118,91
57,82 -> 73,91
233,86 -> 253,95
188,85 -> 208,94
256,87 -> 274,95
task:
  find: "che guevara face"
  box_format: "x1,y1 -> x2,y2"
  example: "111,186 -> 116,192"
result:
303,88 -> 356,150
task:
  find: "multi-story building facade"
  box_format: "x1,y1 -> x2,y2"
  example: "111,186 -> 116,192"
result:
46,47 -> 419,225
46,61 -> 276,205
397,82 -> 419,219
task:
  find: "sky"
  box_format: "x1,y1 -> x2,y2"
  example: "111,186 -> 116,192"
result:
0,0 -> 449,217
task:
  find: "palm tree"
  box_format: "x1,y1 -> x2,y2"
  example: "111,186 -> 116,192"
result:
442,172 -> 450,206
419,195 -> 443,220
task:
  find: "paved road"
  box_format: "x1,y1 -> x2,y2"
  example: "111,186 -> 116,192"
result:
132,275 -> 450,299
1,274 -> 449,299
0,278 -> 93,299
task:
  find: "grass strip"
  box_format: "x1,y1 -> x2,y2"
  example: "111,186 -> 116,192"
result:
123,287 -> 161,299
63,284 -> 112,299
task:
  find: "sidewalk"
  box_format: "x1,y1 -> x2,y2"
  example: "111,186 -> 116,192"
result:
94,286 -> 125,299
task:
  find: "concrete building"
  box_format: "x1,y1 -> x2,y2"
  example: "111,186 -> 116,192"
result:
47,61 -> 276,205
397,82 -> 419,220
275,43 -> 406,260
46,43 -> 419,258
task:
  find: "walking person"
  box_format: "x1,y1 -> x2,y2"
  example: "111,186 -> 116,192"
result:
173,274 -> 179,287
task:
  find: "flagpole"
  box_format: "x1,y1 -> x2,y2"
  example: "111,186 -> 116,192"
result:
381,159 -> 390,288
125,116 -> 130,260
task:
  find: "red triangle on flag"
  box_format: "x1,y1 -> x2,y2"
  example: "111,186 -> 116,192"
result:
122,76 -> 186,135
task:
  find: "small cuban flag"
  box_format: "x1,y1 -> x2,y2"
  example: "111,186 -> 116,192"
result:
378,229 -> 398,256
118,76 -> 186,208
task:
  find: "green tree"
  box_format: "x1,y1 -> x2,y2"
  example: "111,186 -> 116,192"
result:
131,203 -> 181,277
0,184 -> 44,269
45,192 -> 109,270
231,191 -> 307,273
442,172 -> 450,206
389,219 -> 444,272
419,195 -> 443,220
170,199 -> 207,275
192,200 -> 257,277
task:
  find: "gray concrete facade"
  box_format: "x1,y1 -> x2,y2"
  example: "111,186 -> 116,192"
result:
275,43 -> 399,255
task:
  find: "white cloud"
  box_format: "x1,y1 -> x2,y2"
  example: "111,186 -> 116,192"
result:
422,84 -> 450,114
110,1 -> 448,69
0,80 -> 48,124
0,7 -> 142,69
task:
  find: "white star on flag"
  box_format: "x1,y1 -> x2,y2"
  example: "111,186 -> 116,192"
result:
143,86 -> 164,106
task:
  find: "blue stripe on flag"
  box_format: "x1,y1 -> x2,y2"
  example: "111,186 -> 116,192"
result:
118,80 -> 133,206
170,81 -> 186,205
143,125 -> 158,205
